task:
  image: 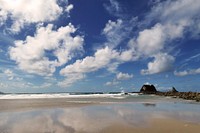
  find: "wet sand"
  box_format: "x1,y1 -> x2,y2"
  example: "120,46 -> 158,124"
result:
101,119 -> 200,133
0,98 -> 95,111
0,97 -> 200,133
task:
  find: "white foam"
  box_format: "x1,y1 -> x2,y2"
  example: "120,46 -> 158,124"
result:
0,93 -> 139,99
0,93 -> 70,99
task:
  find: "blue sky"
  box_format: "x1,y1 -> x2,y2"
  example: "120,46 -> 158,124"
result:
0,0 -> 200,93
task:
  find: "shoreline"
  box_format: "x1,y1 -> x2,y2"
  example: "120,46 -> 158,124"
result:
0,97 -> 200,133
1,91 -> 200,98
155,91 -> 200,102
0,98 -> 95,112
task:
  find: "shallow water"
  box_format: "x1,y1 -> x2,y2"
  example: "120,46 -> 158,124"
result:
0,95 -> 200,133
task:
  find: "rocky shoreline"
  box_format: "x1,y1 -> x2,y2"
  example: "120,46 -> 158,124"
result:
156,91 -> 200,102
140,85 -> 200,102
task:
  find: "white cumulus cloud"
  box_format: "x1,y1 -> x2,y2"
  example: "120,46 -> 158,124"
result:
0,0 -> 68,33
60,47 -> 119,76
148,0 -> 200,24
174,68 -> 200,76
58,18 -> 140,87
136,24 -> 165,56
141,53 -> 175,75
59,46 -> 136,87
116,72 -> 133,80
146,0 -> 200,41
130,0 -> 200,75
9,23 -> 84,76
132,22 -> 186,57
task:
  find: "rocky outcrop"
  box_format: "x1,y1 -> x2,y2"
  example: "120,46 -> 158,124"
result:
156,87 -> 200,102
139,85 -> 200,102
140,85 -> 157,94
170,87 -> 178,93
177,92 -> 200,102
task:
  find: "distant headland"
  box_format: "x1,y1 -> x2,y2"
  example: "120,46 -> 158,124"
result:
139,84 -> 200,102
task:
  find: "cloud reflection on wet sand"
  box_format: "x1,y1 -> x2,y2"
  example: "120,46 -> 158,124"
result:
0,102 -> 200,133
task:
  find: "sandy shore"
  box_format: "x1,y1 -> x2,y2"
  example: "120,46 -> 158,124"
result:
0,98 -> 200,133
0,98 -> 94,111
101,119 -> 200,133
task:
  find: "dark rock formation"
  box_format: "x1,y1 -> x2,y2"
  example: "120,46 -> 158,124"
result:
140,85 -> 157,94
178,92 -> 200,101
170,87 -> 178,93
156,88 -> 200,102
139,85 -> 199,102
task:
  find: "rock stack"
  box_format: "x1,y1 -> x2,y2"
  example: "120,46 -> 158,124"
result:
171,87 -> 178,93
140,85 -> 157,94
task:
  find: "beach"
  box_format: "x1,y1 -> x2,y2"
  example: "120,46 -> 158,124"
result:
1,0 -> 200,133
0,94 -> 200,133
101,119 -> 200,133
